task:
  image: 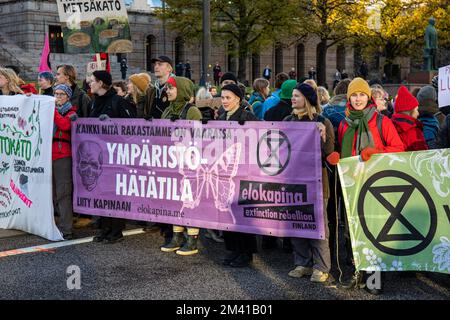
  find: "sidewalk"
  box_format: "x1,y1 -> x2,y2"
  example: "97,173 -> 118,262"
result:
0,229 -> 26,239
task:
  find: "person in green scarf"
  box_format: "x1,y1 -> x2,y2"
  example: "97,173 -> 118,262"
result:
161,76 -> 202,121
160,76 -> 202,256
327,77 -> 404,296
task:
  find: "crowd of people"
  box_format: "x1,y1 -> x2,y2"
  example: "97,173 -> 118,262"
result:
1,55 -> 448,296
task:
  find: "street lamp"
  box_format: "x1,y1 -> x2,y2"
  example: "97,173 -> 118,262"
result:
200,0 -> 210,86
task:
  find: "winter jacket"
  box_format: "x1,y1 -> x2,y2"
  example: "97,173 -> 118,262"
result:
264,99 -> 292,121
418,113 -> 439,149
260,89 -> 281,117
136,85 -> 156,119
218,105 -> 258,122
53,104 -> 77,161
436,114 -> 450,148
322,94 -> 347,129
161,77 -> 202,121
89,88 -> 132,119
284,114 -> 334,199
42,87 -> 54,96
71,85 -> 92,118
248,92 -> 265,120
391,114 -> 428,151
338,107 -> 405,157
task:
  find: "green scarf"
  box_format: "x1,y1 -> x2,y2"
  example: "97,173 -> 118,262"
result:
161,77 -> 194,119
341,107 -> 376,158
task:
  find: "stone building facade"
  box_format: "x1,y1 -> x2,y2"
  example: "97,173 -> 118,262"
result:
0,0 -> 355,88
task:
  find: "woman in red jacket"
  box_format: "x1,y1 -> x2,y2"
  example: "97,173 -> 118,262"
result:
53,84 -> 78,240
337,78 -> 404,161
329,78 -> 404,295
391,86 -> 428,151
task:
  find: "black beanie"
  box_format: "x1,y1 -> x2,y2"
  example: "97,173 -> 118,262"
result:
295,83 -> 318,107
93,70 -> 112,86
222,84 -> 243,101
220,72 -> 238,84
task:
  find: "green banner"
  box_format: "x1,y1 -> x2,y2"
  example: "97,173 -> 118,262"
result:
338,149 -> 450,274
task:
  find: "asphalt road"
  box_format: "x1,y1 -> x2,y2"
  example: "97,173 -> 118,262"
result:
0,225 -> 449,300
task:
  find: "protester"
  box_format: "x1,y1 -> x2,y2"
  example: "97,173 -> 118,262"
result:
248,78 -> 270,119
391,86 -> 428,151
52,84 -> 78,240
0,67 -> 24,95
219,83 -> 258,267
89,71 -> 132,244
371,86 -> 391,117
151,56 -> 175,119
38,71 -> 54,96
329,77 -> 405,295
261,73 -> 290,117
317,86 -> 330,107
322,79 -> 351,130
209,86 -> 218,97
213,62 -> 222,87
417,85 -> 441,148
55,65 -> 91,117
129,73 -> 155,118
262,65 -> 272,82
160,76 -> 203,255
289,68 -> 297,80
436,114 -> 450,148
112,81 -> 127,97
284,83 -> 335,284
195,86 -> 216,121
264,79 -> 297,121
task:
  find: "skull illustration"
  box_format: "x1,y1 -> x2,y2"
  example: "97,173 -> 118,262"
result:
77,141 -> 103,191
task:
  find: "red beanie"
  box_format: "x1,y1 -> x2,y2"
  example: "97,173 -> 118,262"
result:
394,85 -> 418,113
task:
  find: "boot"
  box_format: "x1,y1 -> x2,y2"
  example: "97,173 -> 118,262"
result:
176,235 -> 199,256
161,232 -> 185,252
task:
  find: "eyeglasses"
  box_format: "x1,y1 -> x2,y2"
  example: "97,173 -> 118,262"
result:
54,93 -> 67,97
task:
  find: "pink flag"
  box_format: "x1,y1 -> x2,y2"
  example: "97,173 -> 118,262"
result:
38,33 -> 52,73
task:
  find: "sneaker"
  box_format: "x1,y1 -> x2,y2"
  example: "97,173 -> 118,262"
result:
310,269 -> 330,283
161,232 -> 185,252
288,266 -> 313,278
176,235 -> 199,256
63,233 -> 73,241
93,233 -> 108,243
229,253 -> 252,268
340,272 -> 365,290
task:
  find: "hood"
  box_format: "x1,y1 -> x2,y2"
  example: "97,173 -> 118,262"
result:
391,114 -> 422,134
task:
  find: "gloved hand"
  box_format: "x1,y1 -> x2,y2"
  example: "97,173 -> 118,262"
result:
69,113 -> 78,121
360,147 -> 382,162
99,114 -> 110,121
326,151 -> 340,165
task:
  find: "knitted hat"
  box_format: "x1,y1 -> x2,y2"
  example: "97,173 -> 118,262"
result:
347,77 -> 371,99
295,83 -> 318,107
129,73 -> 150,93
417,85 -> 438,114
220,72 -> 238,85
54,84 -> 73,98
280,80 -> 297,100
38,71 -> 54,83
93,70 -> 112,86
394,85 -> 418,113
222,83 -> 243,101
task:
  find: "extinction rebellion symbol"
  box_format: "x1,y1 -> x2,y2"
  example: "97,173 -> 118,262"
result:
257,130 -> 291,176
357,170 -> 437,256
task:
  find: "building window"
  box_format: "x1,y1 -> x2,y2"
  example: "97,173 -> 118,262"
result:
146,35 -> 156,72
275,43 -> 283,75
251,53 -> 260,82
336,45 -> 346,73
174,36 -> 184,65
296,43 -> 305,80
49,25 -> 64,53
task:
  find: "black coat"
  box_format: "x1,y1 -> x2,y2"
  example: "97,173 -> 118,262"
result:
71,85 -> 92,118
42,87 -> 53,96
264,99 -> 292,121
218,105 -> 258,122
436,114 -> 450,148
89,88 -> 131,119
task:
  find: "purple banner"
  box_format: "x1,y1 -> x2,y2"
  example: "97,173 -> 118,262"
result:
72,119 -> 325,239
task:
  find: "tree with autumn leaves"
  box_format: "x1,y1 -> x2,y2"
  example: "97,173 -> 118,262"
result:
157,0 -> 449,84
